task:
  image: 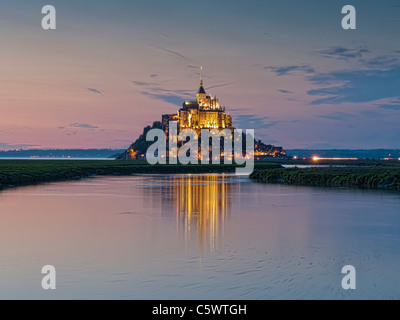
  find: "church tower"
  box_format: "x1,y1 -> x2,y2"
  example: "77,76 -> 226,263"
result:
197,67 -> 206,105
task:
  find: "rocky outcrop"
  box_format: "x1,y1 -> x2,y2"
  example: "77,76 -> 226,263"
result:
117,121 -> 288,160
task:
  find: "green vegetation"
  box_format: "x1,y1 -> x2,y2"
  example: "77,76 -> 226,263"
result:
250,166 -> 400,191
0,160 -> 281,190
3,159 -> 400,192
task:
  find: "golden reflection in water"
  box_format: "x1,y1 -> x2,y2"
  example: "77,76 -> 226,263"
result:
162,174 -> 232,253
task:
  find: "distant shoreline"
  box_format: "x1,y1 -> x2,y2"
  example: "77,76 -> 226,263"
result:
1,148 -> 399,161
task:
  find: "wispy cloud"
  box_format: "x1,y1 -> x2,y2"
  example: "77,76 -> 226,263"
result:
231,114 -> 277,130
70,123 -> 99,129
307,66 -> 400,105
379,98 -> 400,111
317,46 -> 369,60
142,92 -> 186,106
133,80 -> 192,106
265,65 -> 315,76
317,112 -> 356,121
157,31 -> 171,38
228,113 -> 279,143
206,82 -> 234,90
87,88 -> 103,95
132,81 -> 151,86
360,52 -> 400,69
153,46 -> 189,61
380,105 -> 400,110
278,89 -> 293,94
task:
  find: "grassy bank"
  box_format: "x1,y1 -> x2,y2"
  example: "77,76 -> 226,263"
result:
0,160 -> 281,190
250,166 -> 400,191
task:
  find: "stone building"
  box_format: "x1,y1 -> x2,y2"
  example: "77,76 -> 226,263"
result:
162,71 -> 232,134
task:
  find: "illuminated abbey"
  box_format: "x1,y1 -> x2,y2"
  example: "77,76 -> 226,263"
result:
118,70 -> 287,160
162,69 -> 233,134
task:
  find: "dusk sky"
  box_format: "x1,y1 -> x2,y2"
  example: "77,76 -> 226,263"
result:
1,0 -> 400,150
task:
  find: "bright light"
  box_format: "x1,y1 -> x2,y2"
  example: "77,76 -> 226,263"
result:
293,156 -> 298,160
313,157 -> 359,161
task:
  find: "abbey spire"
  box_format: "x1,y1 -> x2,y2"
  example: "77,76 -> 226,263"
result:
197,67 -> 206,103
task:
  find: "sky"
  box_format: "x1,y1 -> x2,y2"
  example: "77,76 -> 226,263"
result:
1,0 -> 400,150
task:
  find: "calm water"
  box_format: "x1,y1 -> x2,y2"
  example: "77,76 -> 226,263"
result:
1,174 -> 400,300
